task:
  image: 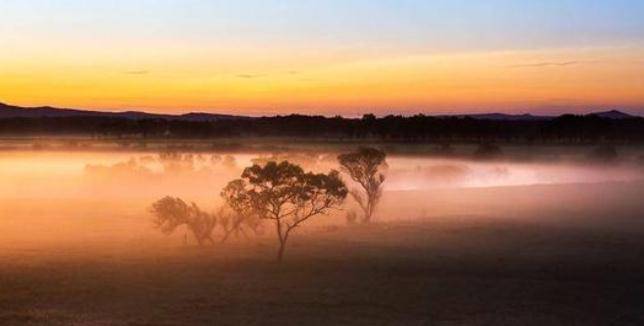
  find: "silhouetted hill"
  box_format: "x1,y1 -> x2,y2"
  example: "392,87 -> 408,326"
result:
455,113 -> 551,121
456,111 -> 637,121
0,102 -> 640,121
589,110 -> 635,120
0,102 -> 244,121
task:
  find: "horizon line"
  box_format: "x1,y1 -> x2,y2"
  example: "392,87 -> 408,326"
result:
0,101 -> 641,119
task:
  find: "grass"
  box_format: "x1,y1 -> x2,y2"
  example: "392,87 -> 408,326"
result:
1,215 -> 644,325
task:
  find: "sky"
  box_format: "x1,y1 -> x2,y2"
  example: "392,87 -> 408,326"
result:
1,0 -> 644,116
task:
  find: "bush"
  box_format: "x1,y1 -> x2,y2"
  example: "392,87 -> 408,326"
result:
345,211 -> 358,225
474,143 -> 502,159
588,145 -> 618,163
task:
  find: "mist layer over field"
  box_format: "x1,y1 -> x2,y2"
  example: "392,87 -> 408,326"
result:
1,148 -> 643,252
1,146 -> 644,324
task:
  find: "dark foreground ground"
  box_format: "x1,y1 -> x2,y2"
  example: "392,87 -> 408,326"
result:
1,213 -> 644,326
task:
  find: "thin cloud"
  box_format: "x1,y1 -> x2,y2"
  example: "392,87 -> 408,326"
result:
236,71 -> 299,79
236,73 -> 266,79
124,70 -> 150,75
509,61 -> 581,68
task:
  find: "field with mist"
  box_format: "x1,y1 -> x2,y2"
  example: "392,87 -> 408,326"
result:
1,140 -> 644,325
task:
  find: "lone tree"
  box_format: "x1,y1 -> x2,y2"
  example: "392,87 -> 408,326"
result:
338,147 -> 387,223
223,161 -> 347,261
150,196 -> 217,246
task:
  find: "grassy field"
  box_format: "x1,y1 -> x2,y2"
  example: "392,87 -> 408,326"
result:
2,181 -> 644,325
1,145 -> 643,325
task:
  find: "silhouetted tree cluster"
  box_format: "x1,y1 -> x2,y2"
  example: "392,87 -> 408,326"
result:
219,181 -> 264,242
338,148 -> 387,223
150,197 -> 217,246
151,159 -> 355,262
149,147 -> 392,261
2,114 -> 644,143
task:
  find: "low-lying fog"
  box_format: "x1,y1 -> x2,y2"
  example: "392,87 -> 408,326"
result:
1,147 -> 644,252
2,150 -> 642,196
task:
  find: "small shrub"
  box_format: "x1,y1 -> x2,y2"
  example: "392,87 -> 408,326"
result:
588,145 -> 618,163
474,143 -> 502,159
435,142 -> 453,155
345,211 -> 358,225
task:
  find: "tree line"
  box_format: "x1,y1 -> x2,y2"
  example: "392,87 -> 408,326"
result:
1,114 -> 644,143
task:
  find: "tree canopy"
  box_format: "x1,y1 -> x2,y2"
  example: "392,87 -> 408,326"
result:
223,161 -> 348,261
338,147 -> 387,223
150,196 -> 216,246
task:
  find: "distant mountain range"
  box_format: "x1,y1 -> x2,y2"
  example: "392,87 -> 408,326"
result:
0,102 -> 245,121
453,110 -> 638,121
449,113 -> 551,121
0,102 -> 639,121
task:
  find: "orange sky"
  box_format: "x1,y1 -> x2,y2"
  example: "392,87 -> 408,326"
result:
3,46 -> 643,116
2,1 -> 644,116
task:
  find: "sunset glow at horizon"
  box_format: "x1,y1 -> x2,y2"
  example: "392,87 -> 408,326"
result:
2,0 -> 644,116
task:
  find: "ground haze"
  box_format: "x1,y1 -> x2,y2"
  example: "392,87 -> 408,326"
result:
1,144 -> 644,325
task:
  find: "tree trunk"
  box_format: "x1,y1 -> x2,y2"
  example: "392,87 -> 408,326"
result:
275,220 -> 285,262
277,241 -> 286,262
186,224 -> 203,246
220,229 -> 232,243
362,201 -> 372,223
275,221 -> 291,262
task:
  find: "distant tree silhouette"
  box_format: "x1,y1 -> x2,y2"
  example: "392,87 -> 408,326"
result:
588,144 -> 618,163
338,147 -> 387,223
2,113 -> 644,144
217,208 -> 264,243
219,180 -> 264,243
223,161 -> 347,261
150,197 -> 216,246
474,143 -> 502,159
436,142 -> 454,155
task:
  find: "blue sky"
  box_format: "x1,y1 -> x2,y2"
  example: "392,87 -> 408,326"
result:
4,0 -> 644,52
